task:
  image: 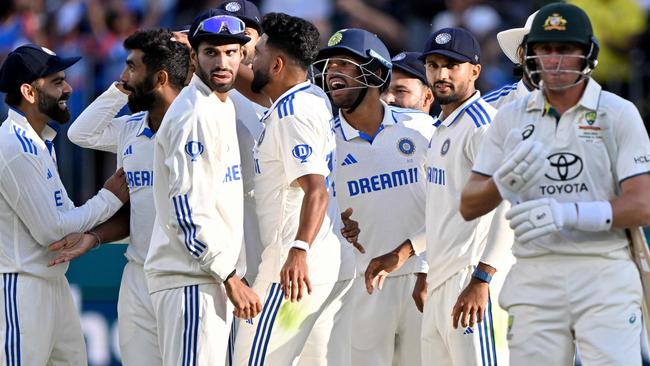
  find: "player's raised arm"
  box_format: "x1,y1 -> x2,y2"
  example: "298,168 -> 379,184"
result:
67,82 -> 129,152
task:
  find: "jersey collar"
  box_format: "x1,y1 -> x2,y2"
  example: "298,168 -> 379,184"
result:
527,77 -> 601,113
135,112 -> 155,139
437,90 -> 482,128
261,80 -> 312,122
8,107 -> 58,146
190,73 -> 213,96
335,100 -> 396,143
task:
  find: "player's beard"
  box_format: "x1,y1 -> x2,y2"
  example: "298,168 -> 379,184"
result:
196,64 -> 235,93
36,87 -> 71,124
251,66 -> 270,94
433,80 -> 466,105
123,75 -> 156,113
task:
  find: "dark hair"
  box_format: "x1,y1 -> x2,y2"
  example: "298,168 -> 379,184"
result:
261,13 -> 320,70
123,29 -> 190,90
4,88 -> 22,107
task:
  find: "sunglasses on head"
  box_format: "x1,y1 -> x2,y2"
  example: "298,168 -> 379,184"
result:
192,15 -> 245,38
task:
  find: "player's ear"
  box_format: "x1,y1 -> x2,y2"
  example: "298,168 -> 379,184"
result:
155,70 -> 169,88
470,63 -> 481,82
21,82 -> 37,105
272,54 -> 284,77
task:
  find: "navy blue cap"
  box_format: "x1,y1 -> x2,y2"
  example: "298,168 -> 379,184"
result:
419,27 -> 481,65
0,44 -> 81,93
217,0 -> 262,34
316,28 -> 392,70
189,9 -> 251,47
391,51 -> 427,84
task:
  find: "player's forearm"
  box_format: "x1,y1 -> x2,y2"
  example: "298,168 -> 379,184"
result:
392,239 -> 416,265
89,203 -> 130,243
68,83 -> 126,149
234,66 -> 272,108
610,174 -> 650,229
460,174 -> 502,221
295,179 -> 329,246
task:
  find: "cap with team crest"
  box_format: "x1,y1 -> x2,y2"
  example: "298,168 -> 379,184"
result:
391,51 -> 427,84
526,2 -> 594,46
419,27 -> 481,65
217,0 -> 262,34
0,44 -> 81,93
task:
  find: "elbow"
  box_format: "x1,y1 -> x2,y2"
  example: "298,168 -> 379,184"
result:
66,123 -> 82,145
459,197 -> 480,221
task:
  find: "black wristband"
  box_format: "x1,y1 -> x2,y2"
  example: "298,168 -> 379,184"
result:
225,269 -> 237,282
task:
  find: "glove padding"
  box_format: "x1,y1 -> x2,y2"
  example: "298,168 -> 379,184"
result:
494,131 -> 549,201
506,198 -> 577,243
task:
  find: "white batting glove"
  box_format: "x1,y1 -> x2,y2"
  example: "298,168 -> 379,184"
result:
494,137 -> 549,201
505,198 -> 577,243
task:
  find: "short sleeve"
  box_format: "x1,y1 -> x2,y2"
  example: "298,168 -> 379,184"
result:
614,102 -> 650,182
276,115 -> 330,185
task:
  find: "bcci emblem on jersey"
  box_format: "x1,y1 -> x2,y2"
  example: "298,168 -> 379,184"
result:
397,137 -> 415,156
440,138 -> 451,156
292,144 -> 313,163
185,140 -> 205,162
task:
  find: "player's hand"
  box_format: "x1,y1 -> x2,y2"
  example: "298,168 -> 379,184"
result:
104,168 -> 129,203
225,275 -> 262,319
47,232 -> 98,266
506,198 -> 578,243
412,273 -> 428,312
280,248 -> 312,302
451,278 -> 489,329
340,207 -> 365,253
114,81 -> 131,96
365,252 -> 397,294
494,132 -> 549,201
171,31 -> 191,49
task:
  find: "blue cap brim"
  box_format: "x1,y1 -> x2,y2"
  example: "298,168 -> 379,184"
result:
418,49 -> 474,64
393,63 -> 427,84
190,33 -> 251,47
43,56 -> 82,77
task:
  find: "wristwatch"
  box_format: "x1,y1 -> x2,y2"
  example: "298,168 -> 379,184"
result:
472,268 -> 492,284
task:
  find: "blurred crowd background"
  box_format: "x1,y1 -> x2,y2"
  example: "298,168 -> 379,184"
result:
1,0 -> 650,205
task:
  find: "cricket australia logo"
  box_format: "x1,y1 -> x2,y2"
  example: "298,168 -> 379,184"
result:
543,13 -> 567,31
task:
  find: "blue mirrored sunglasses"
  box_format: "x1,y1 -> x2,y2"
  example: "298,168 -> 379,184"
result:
192,15 -> 245,38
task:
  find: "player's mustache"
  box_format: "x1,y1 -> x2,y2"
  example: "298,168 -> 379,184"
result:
434,81 -> 454,89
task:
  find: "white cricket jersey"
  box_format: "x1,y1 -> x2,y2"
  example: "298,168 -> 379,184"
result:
68,83 -> 156,265
145,75 -> 243,293
334,102 -> 434,277
253,80 -> 355,285
409,92 -> 509,291
230,89 -> 265,282
483,80 -> 530,110
474,78 -> 650,258
0,108 -> 123,278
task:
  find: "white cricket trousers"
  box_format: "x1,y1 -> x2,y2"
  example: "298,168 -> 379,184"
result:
500,253 -> 643,366
151,282 -> 232,366
350,274 -> 422,366
117,261 -> 162,365
422,266 -> 498,366
232,279 -> 353,366
0,273 -> 87,365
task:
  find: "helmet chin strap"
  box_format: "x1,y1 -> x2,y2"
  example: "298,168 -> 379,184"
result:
344,87 -> 368,113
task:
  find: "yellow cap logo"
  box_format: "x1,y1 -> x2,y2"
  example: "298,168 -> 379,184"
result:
328,31 -> 344,47
543,13 -> 567,31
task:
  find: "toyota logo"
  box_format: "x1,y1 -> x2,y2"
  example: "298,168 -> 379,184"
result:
545,152 -> 583,181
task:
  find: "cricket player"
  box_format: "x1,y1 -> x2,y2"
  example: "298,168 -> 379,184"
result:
459,3 -> 650,365
144,11 -> 262,365
218,0 -> 267,285
482,11 -> 538,109
0,44 -> 128,365
49,29 -> 190,365
381,51 -> 434,113
366,27 -> 512,366
312,28 -> 434,365
232,13 -> 356,366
